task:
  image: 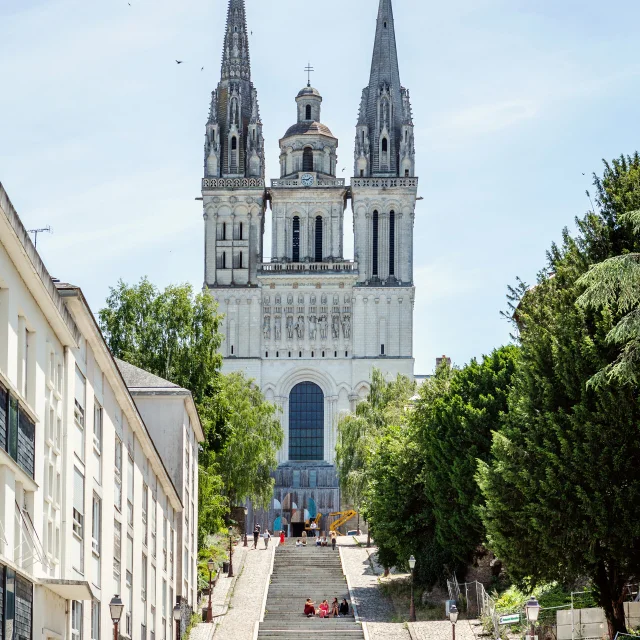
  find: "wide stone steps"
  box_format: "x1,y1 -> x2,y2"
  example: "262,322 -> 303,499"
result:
257,545 -> 364,640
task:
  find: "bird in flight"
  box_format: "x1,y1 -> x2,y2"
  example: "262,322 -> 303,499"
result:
176,60 -> 184,64
201,67 -> 204,71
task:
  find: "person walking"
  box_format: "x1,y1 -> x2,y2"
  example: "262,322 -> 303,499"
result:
330,530 -> 337,551
263,529 -> 271,549
253,524 -> 261,549
310,520 -> 317,538
279,529 -> 285,546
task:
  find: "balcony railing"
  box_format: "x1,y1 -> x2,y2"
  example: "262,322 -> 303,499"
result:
259,261 -> 358,274
351,177 -> 419,189
271,177 -> 346,188
201,178 -> 265,190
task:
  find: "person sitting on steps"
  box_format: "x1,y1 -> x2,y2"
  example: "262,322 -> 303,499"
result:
318,600 -> 330,618
339,599 -> 349,617
295,539 -> 303,547
330,598 -> 339,618
304,599 -> 316,617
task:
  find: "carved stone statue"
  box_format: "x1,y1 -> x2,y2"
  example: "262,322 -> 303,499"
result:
298,294 -> 304,304
332,315 -> 340,339
275,295 -> 281,305
296,316 -> 305,339
310,294 -> 316,305
342,315 -> 351,339
286,316 -> 294,339
264,295 -> 270,305
263,315 -> 271,340
319,315 -> 328,340
274,316 -> 281,341
308,315 -> 317,340
287,294 -> 293,305
333,295 -> 339,305
321,294 -> 327,305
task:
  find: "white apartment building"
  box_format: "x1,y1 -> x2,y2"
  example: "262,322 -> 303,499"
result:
0,182 -> 195,640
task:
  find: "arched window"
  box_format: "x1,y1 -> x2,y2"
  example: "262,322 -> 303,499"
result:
222,222 -> 227,240
372,210 -> 379,277
315,216 -> 323,262
231,137 -> 237,150
289,382 -> 324,461
389,211 -> 395,276
303,147 -> 314,172
382,138 -> 388,153
239,251 -> 243,269
305,104 -> 312,120
292,216 -> 300,262
239,222 -> 243,240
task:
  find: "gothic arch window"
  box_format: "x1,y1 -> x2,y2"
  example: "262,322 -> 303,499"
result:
389,211 -> 395,276
315,216 -> 323,262
305,105 -> 312,120
303,147 -> 314,172
381,138 -> 388,153
292,216 -> 300,262
230,136 -> 238,172
372,210 -> 379,277
289,382 -> 324,461
231,137 -> 237,150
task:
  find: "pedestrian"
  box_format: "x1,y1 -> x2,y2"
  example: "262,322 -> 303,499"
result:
263,529 -> 271,549
310,520 -> 317,538
279,529 -> 285,545
253,524 -> 261,549
330,530 -> 337,551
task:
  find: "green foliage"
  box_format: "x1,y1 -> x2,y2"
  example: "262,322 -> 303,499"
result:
479,153 -> 640,637
197,534 -> 230,589
414,347 -> 518,565
99,278 -> 283,545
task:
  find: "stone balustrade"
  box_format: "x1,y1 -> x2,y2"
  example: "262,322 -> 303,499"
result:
271,178 -> 346,188
350,176 -> 419,189
259,261 -> 358,274
202,177 -> 265,189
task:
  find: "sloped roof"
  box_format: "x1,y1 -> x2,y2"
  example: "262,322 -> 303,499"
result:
283,121 -> 335,139
115,358 -> 182,390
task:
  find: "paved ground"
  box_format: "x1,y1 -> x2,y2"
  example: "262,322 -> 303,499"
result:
410,620 -> 477,640
339,536 -> 411,639
212,539 -> 275,639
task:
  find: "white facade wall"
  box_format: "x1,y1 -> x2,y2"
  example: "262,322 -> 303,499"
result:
0,185 -> 182,640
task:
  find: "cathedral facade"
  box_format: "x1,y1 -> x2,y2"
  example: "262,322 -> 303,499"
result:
202,0 -> 418,534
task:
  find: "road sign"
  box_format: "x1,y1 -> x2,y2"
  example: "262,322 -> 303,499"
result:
499,614 -> 521,625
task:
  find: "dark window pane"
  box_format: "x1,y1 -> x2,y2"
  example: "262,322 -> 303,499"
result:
17,409 -> 35,478
372,211 -> 379,276
15,575 -> 32,640
288,382 -> 324,461
293,217 -> 300,262
303,148 -> 313,172
389,211 -> 395,276
0,382 -> 7,451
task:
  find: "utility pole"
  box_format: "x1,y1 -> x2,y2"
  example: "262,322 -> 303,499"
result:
28,226 -> 52,249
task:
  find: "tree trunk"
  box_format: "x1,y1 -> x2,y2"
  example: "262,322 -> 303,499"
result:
595,558 -> 628,639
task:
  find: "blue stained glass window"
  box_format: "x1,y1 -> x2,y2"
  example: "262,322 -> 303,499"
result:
288,382 -> 324,461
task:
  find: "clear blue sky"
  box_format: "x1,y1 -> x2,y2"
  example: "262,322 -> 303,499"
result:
1,0 -> 639,374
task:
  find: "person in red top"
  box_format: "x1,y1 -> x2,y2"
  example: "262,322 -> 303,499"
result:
279,529 -> 285,545
318,600 -> 330,618
304,599 -> 316,617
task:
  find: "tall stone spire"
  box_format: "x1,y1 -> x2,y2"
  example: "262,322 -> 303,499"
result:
221,0 -> 251,82
354,0 -> 415,178
204,0 -> 264,179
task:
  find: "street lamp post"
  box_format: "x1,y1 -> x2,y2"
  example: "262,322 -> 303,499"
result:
449,603 -> 459,640
109,595 -> 124,640
408,555 -> 417,622
173,599 -> 181,640
227,526 -> 234,578
525,596 -> 540,640
206,558 -> 215,622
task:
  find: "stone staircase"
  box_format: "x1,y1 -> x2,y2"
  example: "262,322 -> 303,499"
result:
257,542 -> 364,639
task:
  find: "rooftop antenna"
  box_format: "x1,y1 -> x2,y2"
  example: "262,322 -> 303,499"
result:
28,226 -> 52,249
304,62 -> 314,87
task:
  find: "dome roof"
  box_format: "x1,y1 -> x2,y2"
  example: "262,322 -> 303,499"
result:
297,85 -> 321,98
283,121 -> 335,138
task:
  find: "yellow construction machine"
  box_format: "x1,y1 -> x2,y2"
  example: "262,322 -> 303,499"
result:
328,510 -> 357,533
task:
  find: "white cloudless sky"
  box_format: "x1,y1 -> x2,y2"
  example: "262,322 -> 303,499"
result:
1,0 -> 639,374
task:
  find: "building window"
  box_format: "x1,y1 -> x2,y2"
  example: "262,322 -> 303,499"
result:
305,104 -> 312,120
142,484 -> 148,546
222,252 -> 227,269
126,535 -> 133,635
169,528 -> 174,579
292,216 -> 300,262
360,169 -> 364,177
93,401 -> 102,484
72,601 -> 83,640
389,211 -> 395,276
127,455 -> 134,527
315,216 -> 323,262
222,222 -> 227,240
163,517 -> 168,571
142,554 -> 147,602
0,383 -> 35,478
16,574 -> 33,640
239,251 -> 243,269
73,468 -> 85,573
74,368 -> 86,461
114,436 -> 122,510
92,494 -> 101,587
114,519 -> 122,586
239,222 -> 243,239
372,210 -> 379,276
288,382 -> 324,461
381,344 -> 385,355
405,169 -> 409,177
151,497 -> 157,558
381,137 -> 388,152
231,136 -> 237,150
91,602 -> 100,640
303,147 -> 313,172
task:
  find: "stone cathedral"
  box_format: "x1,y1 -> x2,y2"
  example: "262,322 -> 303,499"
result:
202,0 -> 418,534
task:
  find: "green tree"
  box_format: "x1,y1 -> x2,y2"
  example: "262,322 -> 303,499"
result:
478,153 -> 640,637
415,346 -> 518,565
99,278 -> 283,542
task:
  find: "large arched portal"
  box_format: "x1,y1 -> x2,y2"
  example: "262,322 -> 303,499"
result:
288,382 -> 324,461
